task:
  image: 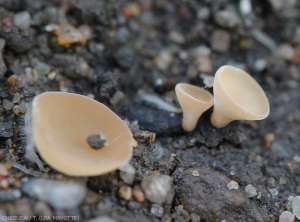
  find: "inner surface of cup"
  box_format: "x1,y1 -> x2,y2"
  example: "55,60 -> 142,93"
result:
178,83 -> 213,103
218,66 -> 269,116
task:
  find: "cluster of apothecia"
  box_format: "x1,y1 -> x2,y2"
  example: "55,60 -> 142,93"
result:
175,65 -> 270,132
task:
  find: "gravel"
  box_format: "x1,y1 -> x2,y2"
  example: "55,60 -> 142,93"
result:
227,181 -> 239,190
13,10 -> 31,30
141,175 -> 175,204
119,163 -> 136,184
214,10 -> 240,28
0,25 -> 33,52
211,29 -> 231,52
173,167 -> 266,221
2,99 -> 14,111
22,178 -> 87,210
245,184 -> 258,198
279,211 -> 295,222
150,204 -> 164,217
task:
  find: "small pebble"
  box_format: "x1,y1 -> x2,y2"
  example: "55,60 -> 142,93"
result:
268,0 -> 296,12
276,44 -> 295,61
214,10 -> 240,28
109,91 -> 124,105
32,59 -> 51,76
0,189 -> 21,202
150,204 -> 164,217
267,177 -> 276,187
155,49 -> 172,71
13,105 -> 27,116
54,23 -> 86,47
0,26 -> 33,52
197,7 -> 210,20
264,133 -> 275,148
240,0 -> 252,15
245,184 -> 257,198
227,181 -> 239,190
0,179 -> 9,189
175,205 -> 190,221
279,211 -> 295,222
279,177 -> 287,185
12,93 -> 20,103
22,178 -> 86,209
169,31 -> 185,44
7,75 -> 24,93
0,164 -> 8,176
118,186 -> 132,201
2,99 -> 14,111
254,58 -> 268,72
292,196 -> 300,219
211,29 -> 231,52
115,47 -> 133,69
78,24 -> 93,40
293,155 -> 300,163
115,27 -> 131,44
86,132 -> 107,149
13,11 -> 31,30
194,56 -> 212,73
190,213 -> 201,222
268,188 -> 278,196
34,201 -> 52,218
192,170 -> 199,177
48,71 -> 56,80
141,175 -> 175,204
257,192 -> 262,199
287,162 -> 293,171
119,163 -> 136,184
192,45 -> 211,57
132,188 -> 145,203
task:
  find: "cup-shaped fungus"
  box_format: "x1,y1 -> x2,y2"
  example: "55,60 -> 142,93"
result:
211,65 -> 270,128
32,92 -> 133,176
175,83 -> 214,132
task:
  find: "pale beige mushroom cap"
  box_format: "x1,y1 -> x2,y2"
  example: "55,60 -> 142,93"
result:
32,92 -> 133,176
211,65 -> 270,128
175,83 -> 214,132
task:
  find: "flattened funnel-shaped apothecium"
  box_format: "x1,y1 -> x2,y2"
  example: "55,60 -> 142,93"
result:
175,83 -> 214,132
32,92 -> 133,176
211,65 -> 270,128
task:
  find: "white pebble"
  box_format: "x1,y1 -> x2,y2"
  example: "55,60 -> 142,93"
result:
276,44 -> 294,61
192,170 -> 199,177
227,181 -> 239,190
254,58 -> 267,71
279,211 -> 295,222
244,184 -> 257,198
119,163 -> 136,184
269,188 -> 278,196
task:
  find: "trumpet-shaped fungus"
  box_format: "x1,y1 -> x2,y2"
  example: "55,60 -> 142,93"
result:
175,83 -> 214,132
32,92 -> 133,176
211,65 -> 270,128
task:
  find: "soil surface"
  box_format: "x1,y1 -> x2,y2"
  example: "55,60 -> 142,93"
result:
0,0 -> 299,222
